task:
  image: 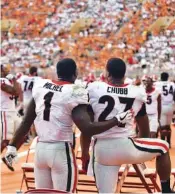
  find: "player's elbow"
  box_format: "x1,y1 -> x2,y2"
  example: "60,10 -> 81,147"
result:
9,88 -> 19,96
78,122 -> 94,137
13,90 -> 19,96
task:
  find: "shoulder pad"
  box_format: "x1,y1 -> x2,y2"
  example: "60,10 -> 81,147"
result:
72,84 -> 87,97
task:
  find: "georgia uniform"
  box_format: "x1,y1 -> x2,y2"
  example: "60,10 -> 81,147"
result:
155,81 -> 175,126
0,78 -> 18,141
32,79 -> 88,192
18,75 -> 41,112
87,81 -> 169,193
146,87 -> 161,132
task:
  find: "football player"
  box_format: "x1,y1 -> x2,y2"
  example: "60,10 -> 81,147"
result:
3,58 -> 132,192
18,66 -> 41,140
0,65 -> 20,152
155,72 -> 175,147
145,76 -> 161,138
17,66 -> 40,114
76,58 -> 174,193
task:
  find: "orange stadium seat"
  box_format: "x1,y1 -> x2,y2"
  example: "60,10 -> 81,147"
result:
117,163 -> 161,193
172,169 -> 175,190
20,137 -> 38,190
21,163 -> 35,190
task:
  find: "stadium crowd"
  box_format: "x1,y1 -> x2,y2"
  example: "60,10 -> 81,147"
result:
1,0 -> 175,77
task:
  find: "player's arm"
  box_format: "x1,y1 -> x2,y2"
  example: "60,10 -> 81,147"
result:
157,94 -> 161,121
135,103 -> 150,138
9,98 -> 36,148
18,84 -> 23,103
79,105 -> 94,171
72,104 -> 133,171
17,84 -> 24,115
80,133 -> 91,172
72,104 -> 119,137
1,78 -> 20,96
72,104 -> 119,172
173,85 -> 175,102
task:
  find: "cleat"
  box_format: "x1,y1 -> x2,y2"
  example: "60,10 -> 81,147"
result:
2,156 -> 15,171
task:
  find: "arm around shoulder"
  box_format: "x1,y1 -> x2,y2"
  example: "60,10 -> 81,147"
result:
72,104 -> 118,137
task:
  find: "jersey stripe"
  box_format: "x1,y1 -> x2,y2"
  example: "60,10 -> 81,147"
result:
134,139 -> 169,152
92,139 -> 98,191
129,138 -> 167,155
106,82 -> 129,87
51,80 -> 72,85
3,112 -> 7,140
1,112 -> 3,140
65,142 -> 72,192
146,87 -> 155,94
70,146 -> 77,193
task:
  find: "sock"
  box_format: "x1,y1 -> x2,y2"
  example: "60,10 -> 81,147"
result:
167,134 -> 171,146
161,179 -> 171,193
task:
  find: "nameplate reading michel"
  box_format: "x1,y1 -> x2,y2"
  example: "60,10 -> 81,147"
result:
107,86 -> 128,94
43,82 -> 63,92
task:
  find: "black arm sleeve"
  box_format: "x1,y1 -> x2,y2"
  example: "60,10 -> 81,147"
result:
135,103 -> 147,118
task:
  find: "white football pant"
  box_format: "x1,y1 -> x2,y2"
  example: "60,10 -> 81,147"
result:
0,111 -> 20,141
147,114 -> 159,132
93,137 -> 169,193
34,142 -> 77,193
160,104 -> 174,126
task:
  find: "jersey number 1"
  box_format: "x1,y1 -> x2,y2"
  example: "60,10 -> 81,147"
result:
43,92 -> 54,121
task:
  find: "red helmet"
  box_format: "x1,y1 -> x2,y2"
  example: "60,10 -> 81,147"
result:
141,75 -> 148,81
99,72 -> 106,82
87,73 -> 96,83
16,72 -> 23,80
151,74 -> 158,82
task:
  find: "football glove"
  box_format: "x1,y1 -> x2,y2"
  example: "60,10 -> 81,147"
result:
6,74 -> 15,81
2,145 -> 17,171
115,109 -> 134,124
18,108 -> 24,117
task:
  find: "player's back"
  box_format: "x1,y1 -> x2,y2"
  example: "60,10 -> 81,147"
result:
87,81 -> 146,139
0,78 -> 15,111
155,81 -> 175,105
18,75 -> 40,103
32,79 -> 88,143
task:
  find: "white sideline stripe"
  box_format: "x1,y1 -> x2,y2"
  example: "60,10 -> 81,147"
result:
0,150 -> 35,163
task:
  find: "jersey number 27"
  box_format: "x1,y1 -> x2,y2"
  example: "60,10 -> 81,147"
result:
98,95 -> 135,121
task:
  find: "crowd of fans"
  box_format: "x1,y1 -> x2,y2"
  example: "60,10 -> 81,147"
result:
1,0 -> 61,38
1,0 -> 175,77
133,30 -> 175,72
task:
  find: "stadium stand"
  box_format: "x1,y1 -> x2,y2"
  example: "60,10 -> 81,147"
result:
1,0 -> 175,77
